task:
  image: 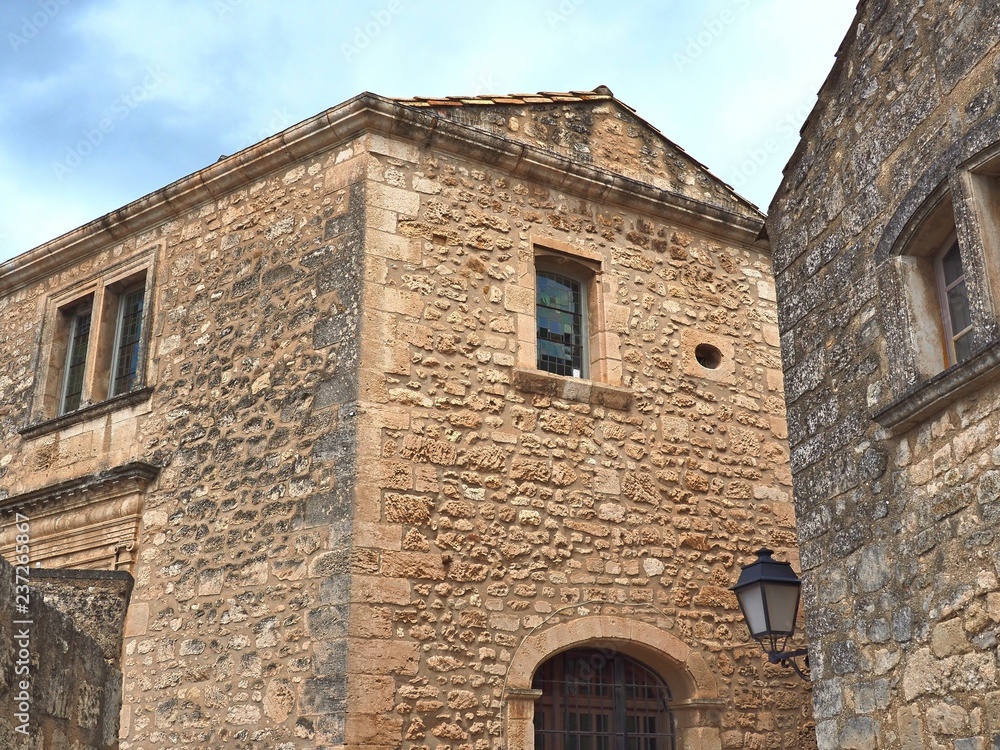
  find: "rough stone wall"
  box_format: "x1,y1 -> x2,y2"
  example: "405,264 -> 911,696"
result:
31,568 -> 133,665
119,145 -> 366,748
768,2 -> 1000,748
0,139 -> 368,748
435,97 -> 755,217
0,556 -> 122,749
352,130 -> 809,749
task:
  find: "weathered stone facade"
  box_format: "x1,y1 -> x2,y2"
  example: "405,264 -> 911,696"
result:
0,558 -> 127,749
769,3 -> 1000,748
1,89 -> 809,748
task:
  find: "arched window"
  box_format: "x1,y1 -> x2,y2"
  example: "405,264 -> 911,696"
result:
532,649 -> 676,750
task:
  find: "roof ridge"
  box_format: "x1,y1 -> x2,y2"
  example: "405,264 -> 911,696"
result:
391,86 -> 616,107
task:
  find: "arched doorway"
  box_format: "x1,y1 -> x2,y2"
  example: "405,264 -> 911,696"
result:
532,648 -> 676,750
504,616 -> 722,750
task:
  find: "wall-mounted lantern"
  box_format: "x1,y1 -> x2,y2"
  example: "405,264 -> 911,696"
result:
731,547 -> 809,680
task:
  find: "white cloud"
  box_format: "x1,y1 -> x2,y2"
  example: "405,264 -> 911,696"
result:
0,0 -> 858,262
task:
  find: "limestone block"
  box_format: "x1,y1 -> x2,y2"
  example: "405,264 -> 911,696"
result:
368,229 -> 420,263
381,551 -> 445,580
897,704 -> 924,750
368,182 -> 419,216
931,617 -> 970,658
838,717 -> 876,750
263,679 -> 296,723
925,701 -> 969,736
504,285 -> 534,314
384,493 -> 434,524
350,574 -> 412,606
347,638 -> 420,676
400,434 -> 456,465
592,468 -> 620,495
354,522 -> 402,551
365,133 -> 419,163
345,712 -> 405,745
347,674 -> 396,714
366,206 -> 398,233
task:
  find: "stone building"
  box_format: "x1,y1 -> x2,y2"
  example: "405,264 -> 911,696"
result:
768,2 -> 1000,748
0,559 -> 131,749
0,88 -> 808,749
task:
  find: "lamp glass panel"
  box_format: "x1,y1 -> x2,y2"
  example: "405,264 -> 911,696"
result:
737,586 -> 767,637
763,582 -> 799,635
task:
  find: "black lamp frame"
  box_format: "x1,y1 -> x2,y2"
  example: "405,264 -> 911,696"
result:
731,547 -> 810,681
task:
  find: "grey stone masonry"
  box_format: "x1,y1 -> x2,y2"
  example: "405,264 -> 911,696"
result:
0,556 -> 123,749
768,2 -> 1000,749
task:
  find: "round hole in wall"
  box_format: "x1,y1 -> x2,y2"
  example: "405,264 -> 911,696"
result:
695,343 -> 723,370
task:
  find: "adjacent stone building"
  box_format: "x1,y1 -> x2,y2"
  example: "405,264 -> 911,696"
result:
0,559 -> 130,749
0,88 -> 808,749
768,3 -> 1000,748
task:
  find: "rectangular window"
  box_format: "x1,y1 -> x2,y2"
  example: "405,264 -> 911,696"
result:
537,270 -> 587,377
31,259 -> 153,426
60,302 -> 93,414
110,286 -> 145,397
514,239 -> 630,405
936,238 -> 973,365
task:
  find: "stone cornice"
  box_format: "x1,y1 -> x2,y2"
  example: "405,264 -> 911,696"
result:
0,461 -> 160,515
1,94 -> 765,293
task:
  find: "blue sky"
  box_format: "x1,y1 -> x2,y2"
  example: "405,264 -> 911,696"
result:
0,0 -> 857,263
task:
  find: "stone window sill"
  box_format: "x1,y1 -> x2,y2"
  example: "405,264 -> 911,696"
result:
873,338 -> 1000,432
512,368 -> 632,410
19,387 -> 154,440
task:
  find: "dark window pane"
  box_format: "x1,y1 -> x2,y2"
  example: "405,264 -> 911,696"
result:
536,271 -> 584,377
946,281 -> 972,336
111,287 -> 145,396
61,306 -> 92,414
941,240 -> 963,286
954,331 -> 973,364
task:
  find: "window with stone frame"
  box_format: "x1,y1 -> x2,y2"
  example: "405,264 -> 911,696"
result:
31,256 -> 155,428
525,244 -> 606,380
532,649 -> 677,750
536,267 -> 588,378
108,283 -> 147,398
935,235 -> 974,366
887,190 -> 964,381
60,296 -> 95,414
876,144 -> 1000,429
511,238 -> 631,409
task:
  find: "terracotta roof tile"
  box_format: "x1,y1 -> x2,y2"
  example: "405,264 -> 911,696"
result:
390,87 -> 616,108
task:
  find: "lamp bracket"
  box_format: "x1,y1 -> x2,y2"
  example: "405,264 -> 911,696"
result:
767,647 -> 809,681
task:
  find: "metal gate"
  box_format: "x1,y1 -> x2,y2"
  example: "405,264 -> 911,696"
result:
532,649 -> 677,750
